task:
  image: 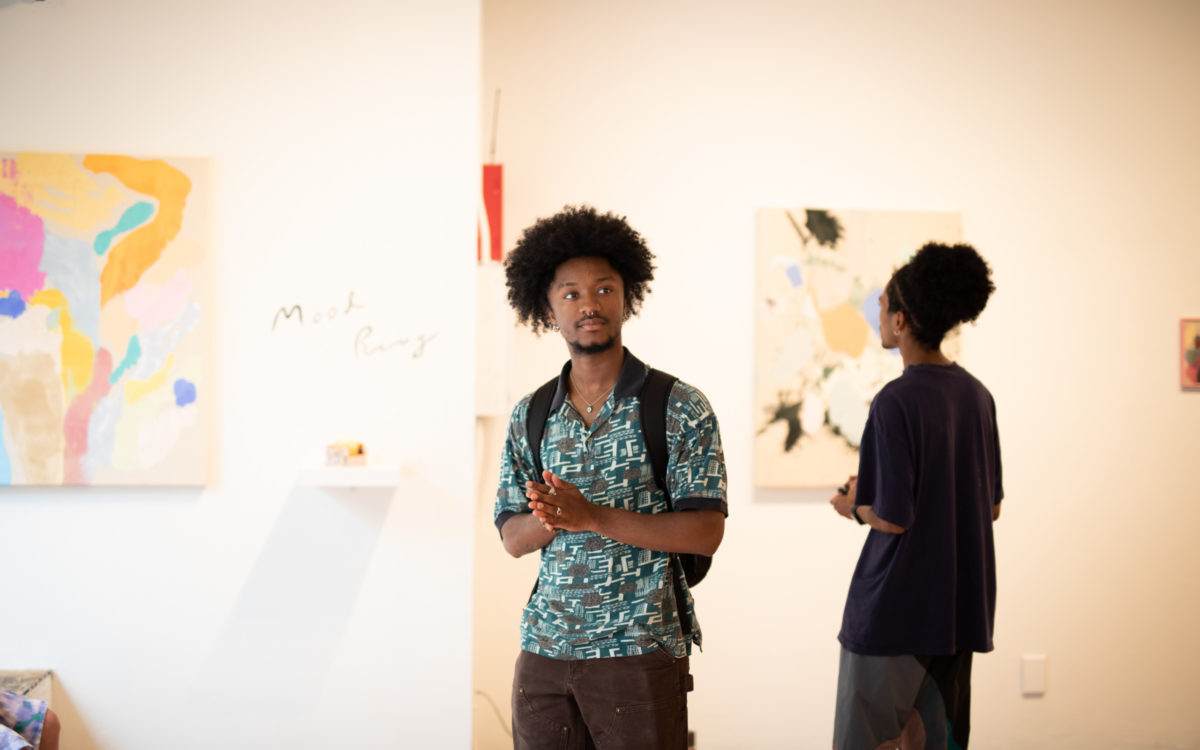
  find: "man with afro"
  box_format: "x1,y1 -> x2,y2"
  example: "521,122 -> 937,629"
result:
829,242 -> 1003,749
493,205 -> 728,750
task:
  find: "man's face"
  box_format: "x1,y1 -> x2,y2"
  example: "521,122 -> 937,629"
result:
546,256 -> 625,355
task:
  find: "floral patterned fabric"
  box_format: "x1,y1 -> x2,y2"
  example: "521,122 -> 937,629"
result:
0,690 -> 47,750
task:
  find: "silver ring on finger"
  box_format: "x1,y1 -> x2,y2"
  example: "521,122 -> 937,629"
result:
555,506 -> 562,516
548,487 -> 557,496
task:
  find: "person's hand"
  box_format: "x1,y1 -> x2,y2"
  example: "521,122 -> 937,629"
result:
830,475 -> 858,519
526,470 -> 594,533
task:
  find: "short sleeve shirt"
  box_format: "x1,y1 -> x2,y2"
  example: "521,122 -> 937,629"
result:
494,349 -> 727,660
838,363 -> 1003,656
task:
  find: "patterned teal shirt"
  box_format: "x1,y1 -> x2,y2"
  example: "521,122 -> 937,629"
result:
494,349 -> 728,660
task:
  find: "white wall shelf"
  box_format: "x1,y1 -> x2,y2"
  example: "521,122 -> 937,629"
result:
296,465 -> 402,488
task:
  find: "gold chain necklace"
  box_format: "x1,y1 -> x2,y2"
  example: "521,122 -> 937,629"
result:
569,373 -> 614,414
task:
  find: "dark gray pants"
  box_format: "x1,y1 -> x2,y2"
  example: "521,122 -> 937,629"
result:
833,646 -> 973,750
511,649 -> 692,750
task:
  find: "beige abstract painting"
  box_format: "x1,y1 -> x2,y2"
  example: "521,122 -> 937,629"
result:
0,153 -> 208,485
754,207 -> 961,488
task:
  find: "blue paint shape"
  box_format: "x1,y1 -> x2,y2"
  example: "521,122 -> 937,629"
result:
862,286 -> 884,338
785,263 -> 803,288
0,410 -> 10,485
94,201 -> 155,256
110,336 -> 142,384
174,378 -> 197,407
0,290 -> 25,319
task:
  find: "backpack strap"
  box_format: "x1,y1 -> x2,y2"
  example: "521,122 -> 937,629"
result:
639,368 -> 676,505
522,376 -> 559,605
525,376 -> 559,482
639,368 -> 699,637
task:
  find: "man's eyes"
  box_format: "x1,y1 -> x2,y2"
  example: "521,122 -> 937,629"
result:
563,287 -> 614,300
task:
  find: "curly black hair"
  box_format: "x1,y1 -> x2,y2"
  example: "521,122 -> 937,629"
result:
504,205 -> 656,334
887,242 -> 995,350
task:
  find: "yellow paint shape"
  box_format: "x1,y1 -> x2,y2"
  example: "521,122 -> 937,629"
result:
124,353 -> 175,405
0,153 -> 124,235
820,301 -> 869,358
83,155 -> 192,305
29,288 -> 95,398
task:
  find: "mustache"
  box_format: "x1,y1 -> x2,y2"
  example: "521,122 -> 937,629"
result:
576,312 -> 606,326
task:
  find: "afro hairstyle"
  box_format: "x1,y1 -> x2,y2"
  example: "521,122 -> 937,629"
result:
887,242 -> 995,350
504,205 -> 656,334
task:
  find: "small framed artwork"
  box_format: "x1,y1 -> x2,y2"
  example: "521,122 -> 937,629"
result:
1182,318 -> 1200,390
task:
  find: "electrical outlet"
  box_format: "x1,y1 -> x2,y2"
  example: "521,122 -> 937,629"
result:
1021,654 -> 1046,696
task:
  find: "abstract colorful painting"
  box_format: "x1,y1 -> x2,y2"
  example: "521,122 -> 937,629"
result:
0,153 -> 208,485
755,208 -> 961,488
1182,318 -> 1200,391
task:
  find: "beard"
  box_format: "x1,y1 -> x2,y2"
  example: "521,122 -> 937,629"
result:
568,334 -> 618,356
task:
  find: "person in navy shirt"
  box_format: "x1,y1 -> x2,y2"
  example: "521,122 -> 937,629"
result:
830,242 -> 1002,750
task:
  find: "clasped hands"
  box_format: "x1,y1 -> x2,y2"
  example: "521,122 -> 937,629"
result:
829,475 -> 858,520
526,470 -> 595,533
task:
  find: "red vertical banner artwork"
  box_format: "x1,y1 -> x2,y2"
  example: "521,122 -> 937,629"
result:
478,164 -> 503,262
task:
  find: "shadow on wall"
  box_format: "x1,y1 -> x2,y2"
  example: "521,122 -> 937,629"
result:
188,486 -> 393,713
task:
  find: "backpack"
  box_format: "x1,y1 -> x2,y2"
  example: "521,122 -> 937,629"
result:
525,367 -> 712,635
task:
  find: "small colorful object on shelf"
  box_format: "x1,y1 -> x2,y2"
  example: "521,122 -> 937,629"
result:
325,441 -> 367,467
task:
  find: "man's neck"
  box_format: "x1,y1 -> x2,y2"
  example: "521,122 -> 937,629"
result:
899,339 -> 952,368
569,341 -> 624,390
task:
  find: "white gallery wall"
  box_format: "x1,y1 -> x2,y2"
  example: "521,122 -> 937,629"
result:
474,1 -> 1200,748
1,1 -> 479,748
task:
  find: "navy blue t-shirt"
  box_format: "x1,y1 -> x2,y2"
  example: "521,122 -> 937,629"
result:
838,363 -> 1003,656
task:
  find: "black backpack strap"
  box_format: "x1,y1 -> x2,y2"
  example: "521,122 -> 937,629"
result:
525,376 -> 559,482
639,368 -> 698,636
522,376 -> 559,604
639,368 -> 676,504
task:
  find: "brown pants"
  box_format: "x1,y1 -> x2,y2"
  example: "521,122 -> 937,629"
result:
511,649 -> 693,750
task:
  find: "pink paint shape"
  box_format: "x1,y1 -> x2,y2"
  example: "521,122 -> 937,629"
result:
123,268 -> 191,329
63,348 -> 113,485
0,193 -> 47,297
